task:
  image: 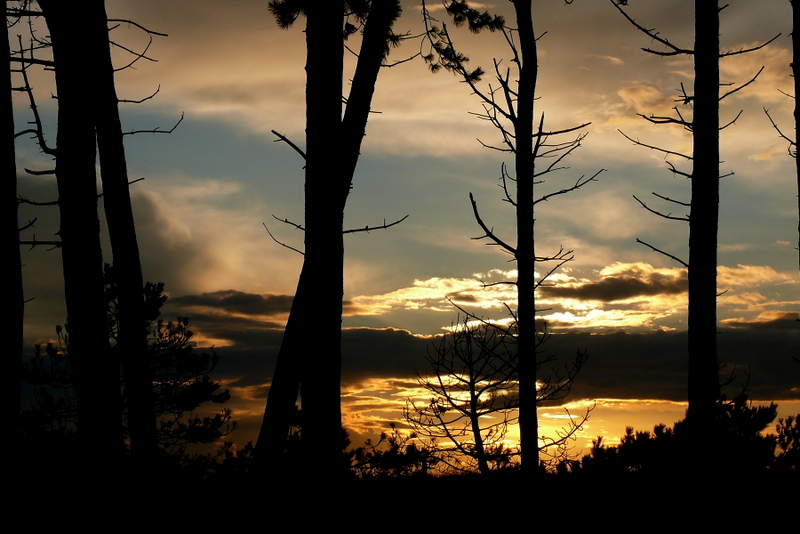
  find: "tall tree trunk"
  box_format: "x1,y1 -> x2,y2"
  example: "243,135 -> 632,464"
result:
3,0 -> 24,443
40,0 -> 123,473
793,0 -> 800,274
513,0 -> 538,473
257,1 -> 344,484
686,0 -> 720,434
88,0 -> 156,466
256,0 -> 400,483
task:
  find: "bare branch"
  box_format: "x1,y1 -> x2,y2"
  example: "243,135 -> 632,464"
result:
111,37 -> 157,71
18,196 -> 57,207
343,214 -> 409,234
666,161 -> 692,178
652,191 -> 690,207
719,66 -> 764,101
764,108 -> 796,154
119,85 -> 161,104
272,214 -> 304,232
123,112 -> 183,135
720,34 -> 780,58
469,193 -> 516,255
633,194 -> 689,222
271,129 -> 307,160
636,238 -> 688,267
263,222 -> 304,256
639,111 -> 690,129
21,236 -> 62,249
609,0 -> 692,56
534,169 -> 603,205
23,168 -> 55,176
107,18 -> 168,37
719,109 -> 743,130
618,129 -> 692,160
16,36 -> 55,155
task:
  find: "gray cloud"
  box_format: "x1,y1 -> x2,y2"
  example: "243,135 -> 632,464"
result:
540,272 -> 687,302
171,289 -> 293,316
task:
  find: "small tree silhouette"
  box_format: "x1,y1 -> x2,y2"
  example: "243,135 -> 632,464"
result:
405,316 -> 590,474
351,424 -> 437,479
21,271 -> 235,459
405,317 -> 519,475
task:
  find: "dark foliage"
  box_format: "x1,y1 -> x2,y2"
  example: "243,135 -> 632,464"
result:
21,266 -> 235,457
350,424 -> 438,478
562,391 -> 788,476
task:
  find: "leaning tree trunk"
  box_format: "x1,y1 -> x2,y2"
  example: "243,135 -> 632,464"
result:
256,0 -> 400,483
88,0 -> 157,466
686,0 -> 720,435
40,0 -> 123,473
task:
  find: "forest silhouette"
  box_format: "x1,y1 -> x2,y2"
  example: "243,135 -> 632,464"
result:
9,0 -> 799,511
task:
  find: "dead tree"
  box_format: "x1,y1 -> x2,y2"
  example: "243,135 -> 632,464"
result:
404,317 -> 519,475
255,0 -> 403,484
421,0 -> 600,472
611,0 -> 778,436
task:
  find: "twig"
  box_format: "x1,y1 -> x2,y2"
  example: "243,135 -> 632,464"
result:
636,238 -> 688,267
263,222 -> 304,256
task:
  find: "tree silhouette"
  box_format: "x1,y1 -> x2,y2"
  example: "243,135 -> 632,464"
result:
421,0 -> 599,473
22,272 -> 235,460
3,1 -> 24,447
88,0 -> 158,466
350,424 -> 437,478
255,0 -> 403,484
404,317 -> 519,475
611,0 -> 777,440
10,0 -> 175,472
38,0 -> 122,472
570,390 -> 779,476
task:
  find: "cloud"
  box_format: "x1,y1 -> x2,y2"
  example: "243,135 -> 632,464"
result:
718,264 -> 795,286
721,310 -> 800,329
171,289 -> 293,316
617,85 -> 675,116
539,268 -> 687,302
588,54 -> 624,66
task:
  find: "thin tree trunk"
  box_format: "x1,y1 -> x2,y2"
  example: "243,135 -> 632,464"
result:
88,0 -> 156,466
40,0 -> 123,473
2,0 -> 23,443
513,0 -> 538,473
686,0 -> 720,433
793,0 -> 800,273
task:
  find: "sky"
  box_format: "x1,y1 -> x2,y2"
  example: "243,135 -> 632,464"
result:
14,0 -> 800,455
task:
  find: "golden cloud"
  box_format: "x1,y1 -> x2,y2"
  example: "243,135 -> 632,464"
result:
718,264 -> 795,286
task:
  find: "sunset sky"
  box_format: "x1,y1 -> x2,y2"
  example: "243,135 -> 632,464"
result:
15,0 -> 800,453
